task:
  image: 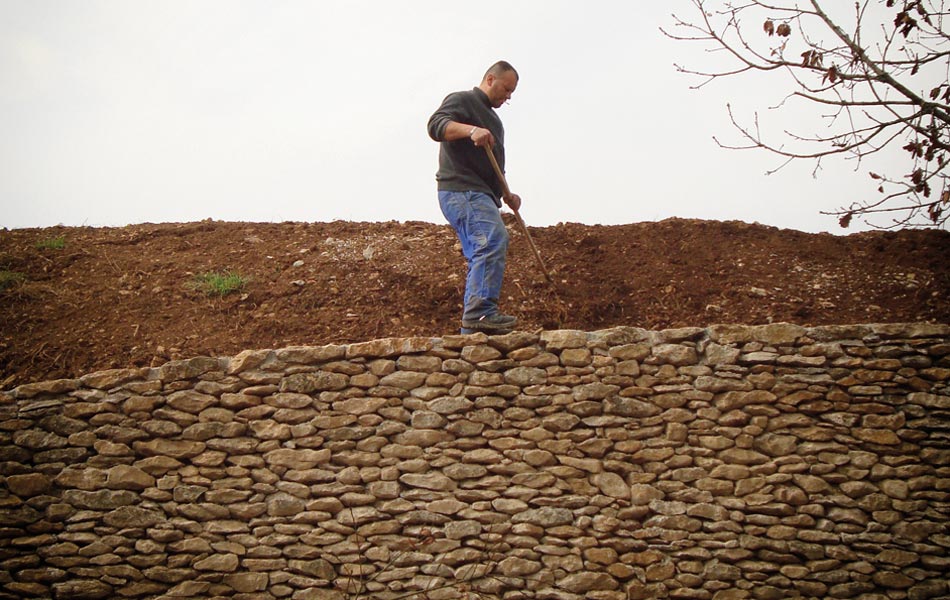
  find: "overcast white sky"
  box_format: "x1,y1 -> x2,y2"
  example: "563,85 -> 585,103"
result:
0,1 -> 915,233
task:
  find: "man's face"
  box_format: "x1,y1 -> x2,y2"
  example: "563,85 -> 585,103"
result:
486,71 -> 518,108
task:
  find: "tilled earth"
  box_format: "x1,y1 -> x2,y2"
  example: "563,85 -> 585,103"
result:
1,217 -> 948,387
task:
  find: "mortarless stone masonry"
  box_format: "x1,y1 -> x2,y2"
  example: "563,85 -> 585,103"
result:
0,322 -> 948,600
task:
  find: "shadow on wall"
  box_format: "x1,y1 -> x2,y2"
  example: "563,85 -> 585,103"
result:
1,322 -> 949,599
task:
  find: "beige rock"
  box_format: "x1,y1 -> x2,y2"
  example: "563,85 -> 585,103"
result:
651,344 -> 698,366
558,571 -> 619,592
133,439 -> 206,459
275,344 -> 346,364
281,371 -> 348,393
223,572 -> 269,593
7,473 -> 51,497
380,370 -> 429,390
592,473 -> 630,499
194,553 -> 239,572
399,472 -> 455,491
498,556 -> 543,576
264,448 -> 331,468
513,507 -> 573,527
346,336 -> 433,358
105,465 -> 155,491
541,329 -> 589,349
103,506 -> 165,528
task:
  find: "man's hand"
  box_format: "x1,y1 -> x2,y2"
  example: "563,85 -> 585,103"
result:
470,126 -> 494,148
503,193 -> 522,212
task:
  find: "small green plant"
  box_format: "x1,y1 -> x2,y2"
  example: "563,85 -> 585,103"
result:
189,270 -> 248,296
35,236 -> 65,250
0,271 -> 25,291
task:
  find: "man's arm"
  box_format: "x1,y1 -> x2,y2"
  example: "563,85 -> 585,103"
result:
441,122 -> 495,147
427,93 -> 494,147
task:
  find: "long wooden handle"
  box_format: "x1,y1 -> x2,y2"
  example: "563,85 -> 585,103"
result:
483,146 -> 512,198
483,146 -> 553,285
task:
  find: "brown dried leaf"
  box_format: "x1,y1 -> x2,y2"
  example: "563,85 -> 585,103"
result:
929,204 -> 942,223
764,19 -> 775,36
776,23 -> 791,37
823,65 -> 838,84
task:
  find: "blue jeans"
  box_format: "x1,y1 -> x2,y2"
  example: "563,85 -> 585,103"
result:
439,190 -> 509,322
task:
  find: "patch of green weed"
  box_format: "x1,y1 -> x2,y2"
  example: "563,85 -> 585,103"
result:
35,236 -> 66,250
189,270 -> 248,296
0,271 -> 26,291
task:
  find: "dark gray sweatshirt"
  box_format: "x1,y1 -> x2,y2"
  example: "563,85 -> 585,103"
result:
427,87 -> 506,206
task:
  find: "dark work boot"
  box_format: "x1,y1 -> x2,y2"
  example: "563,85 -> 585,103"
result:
461,313 -> 517,333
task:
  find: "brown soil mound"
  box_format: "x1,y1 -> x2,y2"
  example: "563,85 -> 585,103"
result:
1,218 -> 948,387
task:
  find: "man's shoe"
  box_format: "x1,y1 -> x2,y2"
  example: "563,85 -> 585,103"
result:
462,313 -> 517,332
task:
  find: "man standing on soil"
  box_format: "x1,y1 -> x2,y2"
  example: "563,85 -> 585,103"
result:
428,60 -> 522,334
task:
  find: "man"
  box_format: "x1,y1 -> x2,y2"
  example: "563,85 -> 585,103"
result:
427,61 -> 522,334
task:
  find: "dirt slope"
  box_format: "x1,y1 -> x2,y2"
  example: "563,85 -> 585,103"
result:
1,218 -> 948,387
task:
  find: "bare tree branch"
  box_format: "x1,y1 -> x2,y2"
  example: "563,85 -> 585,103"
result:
665,0 -> 950,229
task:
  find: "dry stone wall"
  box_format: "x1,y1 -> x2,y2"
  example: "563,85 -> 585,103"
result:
1,322 -> 949,600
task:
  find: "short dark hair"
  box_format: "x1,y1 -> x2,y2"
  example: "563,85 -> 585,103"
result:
484,61 -> 518,82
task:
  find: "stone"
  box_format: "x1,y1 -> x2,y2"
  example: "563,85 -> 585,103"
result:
275,344 -> 346,364
194,553 -> 239,572
757,323 -> 807,344
133,439 -> 206,459
103,506 -> 165,528
268,493 -> 307,516
592,473 -> 630,499
609,342 -> 652,361
605,397 -> 662,418
561,348 -> 593,367
224,572 -> 269,593
574,382 -> 620,401
167,390 -> 217,413
498,556 -> 543,576
651,344 -> 698,366
505,367 -> 547,385
719,448 -> 770,465
380,370 -> 429,390
703,343 -> 741,365
427,396 -> 474,414
541,330 -> 589,349
346,337 -> 433,358
62,490 -> 137,510
753,434 -> 798,457
281,371 -> 348,393
264,448 -> 331,468
228,349 -> 274,374
158,356 -> 220,381
51,579 -> 113,599
13,429 -> 68,450
105,465 -> 155,490
7,473 -> 51,497
399,472 -> 456,491
695,376 -> 752,392
80,368 -> 150,389
14,379 -> 79,399
715,390 -> 777,411
513,507 -> 573,527
558,572 -> 619,592
853,428 -> 901,445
